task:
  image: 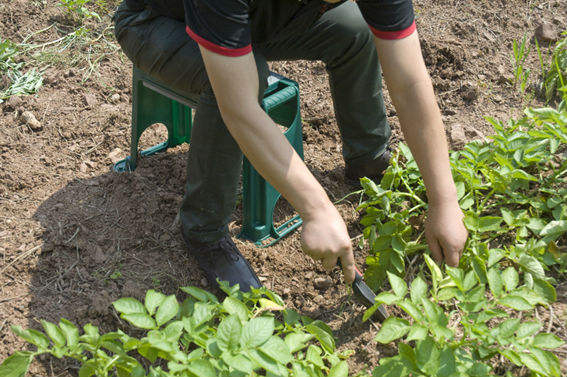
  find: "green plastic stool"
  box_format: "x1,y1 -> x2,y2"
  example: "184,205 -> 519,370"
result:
113,68 -> 304,246
240,75 -> 304,246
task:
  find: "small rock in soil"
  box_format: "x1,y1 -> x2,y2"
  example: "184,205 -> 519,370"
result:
109,93 -> 121,104
84,93 -> 97,107
92,245 -> 107,264
108,148 -> 123,163
313,294 -> 325,305
461,82 -> 479,102
449,123 -> 467,147
314,276 -> 333,290
200,277 -> 208,287
20,111 -> 42,131
535,22 -> 558,44
4,95 -> 23,111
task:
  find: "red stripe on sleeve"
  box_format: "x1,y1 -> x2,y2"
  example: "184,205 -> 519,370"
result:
370,20 -> 416,40
186,26 -> 252,57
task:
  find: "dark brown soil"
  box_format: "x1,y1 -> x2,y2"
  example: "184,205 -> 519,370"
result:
1,0 -> 566,375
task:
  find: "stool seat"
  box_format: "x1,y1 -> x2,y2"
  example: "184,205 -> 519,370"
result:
114,67 -> 304,246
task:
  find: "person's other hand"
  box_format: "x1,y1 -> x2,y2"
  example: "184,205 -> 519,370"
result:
300,205 -> 356,284
425,200 -> 468,266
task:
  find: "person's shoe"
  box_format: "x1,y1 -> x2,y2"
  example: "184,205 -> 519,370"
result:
183,234 -> 262,292
345,149 -> 391,185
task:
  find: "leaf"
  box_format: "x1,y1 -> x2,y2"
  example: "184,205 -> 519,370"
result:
241,317 -> 274,348
11,326 -> 49,349
502,267 -> 519,292
533,333 -> 565,349
58,319 -> 79,349
258,335 -> 292,365
180,286 -> 218,303
190,302 -> 215,328
387,272 -> 407,298
517,321 -> 542,338
438,346 -> 456,377
374,292 -> 399,306
259,298 -> 285,311
186,359 -> 217,377
305,345 -> 324,368
518,254 -> 546,279
221,352 -> 253,374
284,332 -> 313,353
406,325 -> 428,342
41,321 -> 66,347
531,348 -> 561,377
410,276 -> 428,305
540,220 -> 567,238
0,351 -> 34,377
501,208 -> 515,226
247,348 -> 286,376
113,298 -> 146,315
122,313 -> 156,329
472,255 -> 488,284
155,295 -> 179,327
78,360 -> 97,377
497,318 -> 521,339
329,361 -> 349,377
375,318 -> 410,344
305,323 -> 335,353
145,290 -> 166,316
223,296 -> 249,323
533,278 -> 556,303
424,254 -> 442,291
217,315 -> 242,352
498,296 -> 533,311
487,268 -> 503,298
464,215 -> 503,232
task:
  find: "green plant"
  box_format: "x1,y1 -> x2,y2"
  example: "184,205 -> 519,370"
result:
58,0 -> 101,21
512,34 -> 532,94
541,31 -> 567,102
358,60 -> 566,376
367,256 -> 564,377
359,102 -> 566,291
0,38 -> 43,102
0,282 -> 354,377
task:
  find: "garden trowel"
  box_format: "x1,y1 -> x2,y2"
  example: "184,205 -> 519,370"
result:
339,261 -> 389,322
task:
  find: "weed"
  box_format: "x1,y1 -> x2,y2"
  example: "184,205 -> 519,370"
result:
512,34 -> 532,94
0,38 -> 43,102
58,0 -> 101,22
541,31 -> 567,102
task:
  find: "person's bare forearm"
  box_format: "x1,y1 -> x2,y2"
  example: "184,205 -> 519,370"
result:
199,48 -> 332,220
374,33 -> 457,204
224,102 -> 332,219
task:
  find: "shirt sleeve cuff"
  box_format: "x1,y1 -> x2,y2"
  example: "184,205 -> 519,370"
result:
369,20 -> 416,40
186,26 -> 252,57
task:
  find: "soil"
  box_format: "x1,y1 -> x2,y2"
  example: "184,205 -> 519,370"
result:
1,0 -> 566,375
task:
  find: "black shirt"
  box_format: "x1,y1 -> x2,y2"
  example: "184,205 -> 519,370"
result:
145,0 -> 416,57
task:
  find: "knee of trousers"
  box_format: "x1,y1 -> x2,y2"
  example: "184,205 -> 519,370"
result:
322,11 -> 375,68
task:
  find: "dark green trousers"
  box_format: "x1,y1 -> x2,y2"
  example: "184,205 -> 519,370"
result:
113,0 -> 390,243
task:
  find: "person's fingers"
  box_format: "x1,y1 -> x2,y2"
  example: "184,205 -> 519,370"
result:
321,256 -> 338,272
339,248 -> 356,285
440,239 -> 460,267
426,230 -> 443,264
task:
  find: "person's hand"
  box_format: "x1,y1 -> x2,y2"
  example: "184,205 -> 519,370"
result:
425,199 -> 468,266
300,204 -> 356,284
